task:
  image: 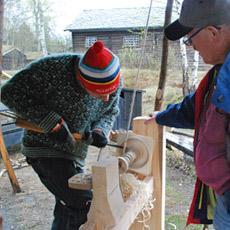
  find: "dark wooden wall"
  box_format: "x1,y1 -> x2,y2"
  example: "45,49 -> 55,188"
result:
71,30 -> 210,71
72,30 -> 157,53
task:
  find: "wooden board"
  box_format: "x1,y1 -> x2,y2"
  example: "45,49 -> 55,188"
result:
166,132 -> 193,157
130,116 -> 166,230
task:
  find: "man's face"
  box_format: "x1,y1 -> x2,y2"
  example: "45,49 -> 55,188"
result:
187,26 -> 226,65
78,75 -> 117,102
85,88 -> 116,102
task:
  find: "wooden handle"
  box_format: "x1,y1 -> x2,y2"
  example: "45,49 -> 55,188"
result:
15,118 -> 83,140
15,119 -> 44,133
72,132 -> 82,140
118,151 -> 137,173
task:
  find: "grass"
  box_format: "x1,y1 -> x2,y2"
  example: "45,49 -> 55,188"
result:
166,215 -> 204,230
165,173 -> 205,230
166,179 -> 184,206
121,68 -> 160,89
121,67 -> 210,116
121,67 -> 186,115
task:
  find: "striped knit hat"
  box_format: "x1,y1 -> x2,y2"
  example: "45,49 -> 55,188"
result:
77,41 -> 120,94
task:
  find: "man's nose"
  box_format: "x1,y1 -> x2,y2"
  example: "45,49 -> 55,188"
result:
101,95 -> 109,102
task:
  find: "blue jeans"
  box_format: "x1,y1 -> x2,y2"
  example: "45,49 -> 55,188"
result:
27,157 -> 92,230
213,192 -> 230,230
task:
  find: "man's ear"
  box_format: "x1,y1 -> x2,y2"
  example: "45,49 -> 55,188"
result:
206,26 -> 220,37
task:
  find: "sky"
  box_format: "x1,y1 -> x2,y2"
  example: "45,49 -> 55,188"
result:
51,0 -> 166,36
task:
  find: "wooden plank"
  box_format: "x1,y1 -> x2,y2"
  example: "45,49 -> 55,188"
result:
170,129 -> 194,138
68,173 -> 92,190
130,116 -> 166,230
166,132 -> 193,157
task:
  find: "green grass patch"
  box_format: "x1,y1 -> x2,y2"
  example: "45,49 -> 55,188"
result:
166,179 -> 183,205
121,68 -> 159,89
165,215 -> 203,229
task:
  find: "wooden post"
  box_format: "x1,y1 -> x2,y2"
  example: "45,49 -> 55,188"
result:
0,126 -> 21,193
0,215 -> 2,230
130,116 -> 166,230
154,0 -> 174,111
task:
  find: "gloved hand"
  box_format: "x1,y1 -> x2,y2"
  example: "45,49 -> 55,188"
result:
50,125 -> 68,142
84,129 -> 108,148
50,119 -> 74,143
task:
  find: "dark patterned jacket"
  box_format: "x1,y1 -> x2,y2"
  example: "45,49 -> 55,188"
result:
1,54 -> 122,167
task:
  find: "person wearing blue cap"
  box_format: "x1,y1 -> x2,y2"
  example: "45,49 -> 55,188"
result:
145,0 -> 230,229
1,41 -> 122,230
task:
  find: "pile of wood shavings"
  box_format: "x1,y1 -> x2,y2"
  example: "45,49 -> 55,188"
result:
120,173 -> 155,229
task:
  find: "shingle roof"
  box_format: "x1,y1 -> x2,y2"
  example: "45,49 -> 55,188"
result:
3,48 -> 25,56
65,5 -> 172,32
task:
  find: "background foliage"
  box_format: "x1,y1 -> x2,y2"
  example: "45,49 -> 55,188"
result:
4,0 -> 71,53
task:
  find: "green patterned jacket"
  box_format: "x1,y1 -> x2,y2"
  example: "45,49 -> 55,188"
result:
1,54 -> 122,166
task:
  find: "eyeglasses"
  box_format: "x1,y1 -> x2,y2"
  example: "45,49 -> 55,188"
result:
183,26 -> 221,46
183,27 -> 204,46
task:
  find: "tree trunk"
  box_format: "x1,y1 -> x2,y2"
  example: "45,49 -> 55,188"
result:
31,0 -> 40,51
190,51 -> 199,92
31,0 -> 48,54
175,0 -> 190,96
39,22 -> 48,55
37,0 -> 48,55
0,0 -> 3,76
154,0 -> 174,111
179,39 -> 189,96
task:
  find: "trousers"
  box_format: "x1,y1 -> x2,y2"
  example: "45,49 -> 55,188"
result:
213,192 -> 230,230
27,157 -> 92,230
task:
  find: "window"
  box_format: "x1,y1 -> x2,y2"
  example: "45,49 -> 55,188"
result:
85,36 -> 97,48
123,35 -> 140,48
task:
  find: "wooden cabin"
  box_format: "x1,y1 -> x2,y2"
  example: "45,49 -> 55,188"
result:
65,7 -> 164,54
65,6 -> 210,70
3,48 -> 27,70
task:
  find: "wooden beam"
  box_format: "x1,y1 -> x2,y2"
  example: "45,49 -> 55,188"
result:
166,132 -> 193,157
79,154 -> 154,230
0,126 -> 21,193
130,116 -> 166,230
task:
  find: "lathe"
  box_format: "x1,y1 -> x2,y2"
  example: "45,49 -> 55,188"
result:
68,116 -> 166,230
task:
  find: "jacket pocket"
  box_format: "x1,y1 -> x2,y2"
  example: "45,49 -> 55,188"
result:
202,105 -> 226,144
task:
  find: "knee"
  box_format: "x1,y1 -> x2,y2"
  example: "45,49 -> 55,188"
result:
55,200 -> 91,230
57,198 -> 91,214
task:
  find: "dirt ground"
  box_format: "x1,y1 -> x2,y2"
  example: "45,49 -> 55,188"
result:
0,146 -> 197,230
